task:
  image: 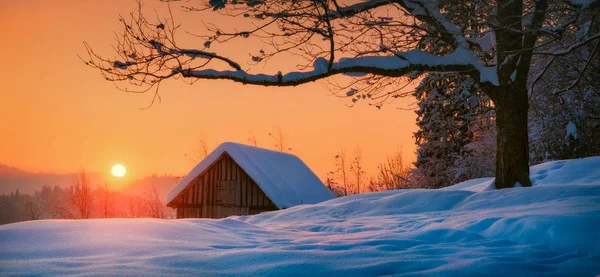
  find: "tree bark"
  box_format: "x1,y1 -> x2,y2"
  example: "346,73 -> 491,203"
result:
493,82 -> 532,189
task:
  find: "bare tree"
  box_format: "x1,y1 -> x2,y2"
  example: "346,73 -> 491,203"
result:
328,147 -> 350,196
366,177 -> 378,193
350,145 -> 366,194
143,184 -> 164,218
247,131 -> 258,147
69,171 -> 93,219
47,186 -> 75,219
127,195 -> 145,218
375,148 -> 413,190
187,133 -> 212,163
269,127 -> 291,152
98,184 -> 116,218
23,194 -> 44,220
325,176 -> 346,197
49,202 -> 75,219
85,0 -> 600,189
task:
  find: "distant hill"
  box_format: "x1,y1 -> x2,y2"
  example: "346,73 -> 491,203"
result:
0,164 -> 103,195
0,164 -> 181,201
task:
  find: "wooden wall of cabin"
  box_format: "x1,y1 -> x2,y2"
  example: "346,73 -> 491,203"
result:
172,153 -> 278,219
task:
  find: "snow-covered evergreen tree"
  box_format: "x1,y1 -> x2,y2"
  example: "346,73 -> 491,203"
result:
453,112 -> 497,181
413,74 -> 493,188
414,8 -> 599,185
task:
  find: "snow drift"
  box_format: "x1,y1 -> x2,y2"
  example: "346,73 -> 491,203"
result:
1,157 -> 600,276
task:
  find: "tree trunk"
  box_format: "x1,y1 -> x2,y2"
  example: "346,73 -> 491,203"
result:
493,83 -> 532,189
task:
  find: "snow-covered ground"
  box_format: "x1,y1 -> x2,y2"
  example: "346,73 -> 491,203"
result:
1,157 -> 599,276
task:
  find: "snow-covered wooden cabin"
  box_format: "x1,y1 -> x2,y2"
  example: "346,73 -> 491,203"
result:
166,142 -> 335,219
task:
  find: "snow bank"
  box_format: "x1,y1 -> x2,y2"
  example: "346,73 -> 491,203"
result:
445,156 -> 600,192
2,157 -> 600,276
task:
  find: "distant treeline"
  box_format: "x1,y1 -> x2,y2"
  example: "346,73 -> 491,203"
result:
326,146 -> 417,197
0,171 -> 171,225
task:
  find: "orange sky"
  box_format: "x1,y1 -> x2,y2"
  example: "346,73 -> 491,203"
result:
0,0 -> 418,184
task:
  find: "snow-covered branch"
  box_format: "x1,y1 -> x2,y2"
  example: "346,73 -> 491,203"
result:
175,49 -> 241,70
330,0 -> 396,18
399,0 -> 469,49
179,49 -> 498,86
534,33 -> 600,56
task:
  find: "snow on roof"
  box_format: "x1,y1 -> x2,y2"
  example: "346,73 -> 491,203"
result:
166,142 -> 335,209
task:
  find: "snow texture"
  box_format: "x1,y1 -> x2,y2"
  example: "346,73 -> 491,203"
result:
477,32 -> 496,52
166,142 -> 334,209
565,121 -> 578,140
313,57 -> 329,74
2,156 -> 600,276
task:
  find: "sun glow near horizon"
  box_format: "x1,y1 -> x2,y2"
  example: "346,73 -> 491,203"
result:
0,1 -> 418,182
111,164 -> 127,177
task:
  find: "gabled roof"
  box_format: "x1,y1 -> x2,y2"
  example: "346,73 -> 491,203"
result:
166,142 -> 335,209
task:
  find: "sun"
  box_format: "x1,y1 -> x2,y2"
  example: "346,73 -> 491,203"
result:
111,164 -> 127,177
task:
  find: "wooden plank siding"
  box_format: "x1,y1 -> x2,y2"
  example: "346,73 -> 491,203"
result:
171,153 -> 277,219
